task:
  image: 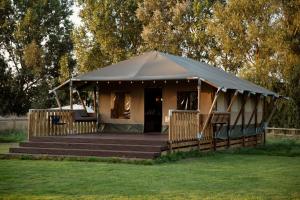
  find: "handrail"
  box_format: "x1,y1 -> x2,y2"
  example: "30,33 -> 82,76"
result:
168,110 -> 231,143
28,109 -> 97,138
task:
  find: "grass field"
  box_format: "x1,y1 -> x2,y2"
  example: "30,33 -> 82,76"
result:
0,137 -> 299,200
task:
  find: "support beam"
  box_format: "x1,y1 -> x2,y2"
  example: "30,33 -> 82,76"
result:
69,79 -> 73,110
262,97 -> 278,145
53,90 -> 62,110
226,90 -> 238,147
198,88 -> 222,140
197,79 -> 202,150
230,92 -> 250,133
246,95 -> 259,128
197,79 -> 202,112
265,98 -> 277,126
93,87 -> 97,111
96,83 -> 100,131
76,90 -> 88,113
227,90 -> 239,112
241,94 -> 247,146
255,96 -> 259,145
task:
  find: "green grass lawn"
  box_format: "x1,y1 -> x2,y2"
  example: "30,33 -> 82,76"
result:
0,137 -> 299,200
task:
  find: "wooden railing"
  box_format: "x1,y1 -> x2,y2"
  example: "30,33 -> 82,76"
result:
211,112 -> 230,124
28,109 -> 97,138
169,110 -> 199,143
168,110 -> 230,143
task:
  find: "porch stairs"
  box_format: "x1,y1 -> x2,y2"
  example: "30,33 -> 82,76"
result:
9,135 -> 169,159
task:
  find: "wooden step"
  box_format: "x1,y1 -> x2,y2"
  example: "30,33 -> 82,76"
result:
9,147 -> 160,159
30,136 -> 167,146
20,141 -> 166,152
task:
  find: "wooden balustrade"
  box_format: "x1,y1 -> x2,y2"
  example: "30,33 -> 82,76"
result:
211,112 -> 230,124
28,109 -> 97,138
168,110 -> 230,143
169,110 -> 200,143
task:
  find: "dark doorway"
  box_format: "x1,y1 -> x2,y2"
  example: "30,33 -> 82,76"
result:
144,88 -> 162,133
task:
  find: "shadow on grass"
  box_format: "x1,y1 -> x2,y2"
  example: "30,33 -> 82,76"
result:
220,138 -> 300,157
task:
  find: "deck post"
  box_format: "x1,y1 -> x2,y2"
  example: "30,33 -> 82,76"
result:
263,96 -> 278,145
76,89 -> 88,113
197,79 -> 202,112
93,87 -> 97,111
27,110 -> 32,140
53,90 -> 62,110
96,83 -> 100,132
69,79 -> 73,110
242,94 -> 246,147
254,95 -> 259,145
229,92 -> 250,138
226,90 -> 238,148
197,79 -> 202,150
199,87 -> 221,149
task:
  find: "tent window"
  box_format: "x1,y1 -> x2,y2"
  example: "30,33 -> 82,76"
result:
177,91 -> 197,110
111,92 -> 131,119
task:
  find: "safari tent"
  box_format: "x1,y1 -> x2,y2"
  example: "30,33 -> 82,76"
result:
10,51 -> 280,159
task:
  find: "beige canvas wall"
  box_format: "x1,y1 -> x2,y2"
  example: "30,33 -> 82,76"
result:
230,94 -> 264,126
98,81 -> 216,126
216,92 -> 226,112
99,85 -> 144,124
162,82 -> 214,125
97,81 -> 264,127
257,98 -> 263,123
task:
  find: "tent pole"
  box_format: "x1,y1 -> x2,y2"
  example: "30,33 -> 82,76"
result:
96,83 -> 100,132
197,79 -> 202,112
197,79 -> 202,150
263,97 -> 278,144
246,95 -> 259,128
53,90 -> 62,110
227,90 -> 239,112
69,79 -> 73,110
76,90 -> 88,113
241,94 -> 247,147
226,90 -> 238,148
199,88 -> 221,145
229,92 -> 250,133
93,87 -> 97,111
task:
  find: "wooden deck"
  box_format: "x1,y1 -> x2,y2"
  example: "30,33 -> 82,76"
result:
10,133 -> 169,159
52,133 -> 168,141
8,109 -> 264,159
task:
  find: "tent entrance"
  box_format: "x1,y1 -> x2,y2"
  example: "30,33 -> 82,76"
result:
144,88 -> 162,133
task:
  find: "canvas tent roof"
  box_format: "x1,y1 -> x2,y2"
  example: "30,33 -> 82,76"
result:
69,51 -> 277,96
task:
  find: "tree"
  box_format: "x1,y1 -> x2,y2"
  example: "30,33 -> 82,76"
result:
74,0 -> 142,72
0,0 -> 74,115
136,0 -> 193,55
0,56 -> 14,115
205,0 -> 300,127
189,0 -> 225,61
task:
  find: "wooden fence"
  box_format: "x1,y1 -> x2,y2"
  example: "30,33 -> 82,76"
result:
28,109 -> 97,138
0,116 -> 27,132
266,127 -> 300,136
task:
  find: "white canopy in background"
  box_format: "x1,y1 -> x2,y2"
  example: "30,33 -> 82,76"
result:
52,104 -> 95,113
